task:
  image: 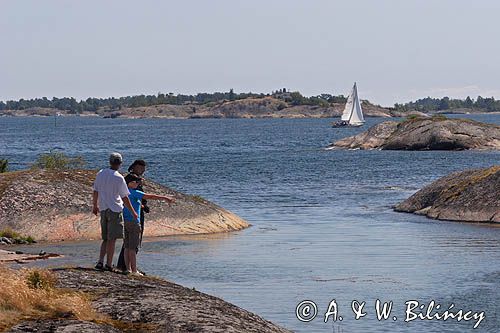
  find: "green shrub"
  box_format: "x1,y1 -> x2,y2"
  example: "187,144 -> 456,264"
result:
26,269 -> 57,290
0,227 -> 20,239
0,159 -> 8,173
32,151 -> 86,170
406,114 -> 420,120
431,114 -> 447,121
0,228 -> 36,243
190,195 -> 206,203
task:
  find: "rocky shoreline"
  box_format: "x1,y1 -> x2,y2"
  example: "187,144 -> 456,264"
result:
0,169 -> 249,242
7,267 -> 292,333
395,166 -> 500,223
329,116 -> 500,150
0,248 -> 60,263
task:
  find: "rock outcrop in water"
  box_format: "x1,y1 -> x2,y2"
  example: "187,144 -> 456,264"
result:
329,116 -> 500,150
394,166 -> 500,223
0,169 -> 249,241
8,267 -> 291,333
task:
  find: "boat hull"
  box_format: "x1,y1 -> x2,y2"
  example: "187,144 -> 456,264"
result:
331,121 -> 364,128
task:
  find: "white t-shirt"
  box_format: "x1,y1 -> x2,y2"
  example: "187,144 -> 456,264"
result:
92,168 -> 130,213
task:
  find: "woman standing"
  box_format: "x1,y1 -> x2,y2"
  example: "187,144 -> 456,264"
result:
116,159 -> 148,272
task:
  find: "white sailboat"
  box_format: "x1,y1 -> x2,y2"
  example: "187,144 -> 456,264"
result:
332,82 -> 365,127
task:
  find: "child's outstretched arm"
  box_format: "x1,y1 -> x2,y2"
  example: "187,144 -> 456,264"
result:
143,193 -> 176,203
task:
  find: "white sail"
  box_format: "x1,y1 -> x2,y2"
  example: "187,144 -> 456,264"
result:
340,86 -> 354,121
348,83 -> 364,125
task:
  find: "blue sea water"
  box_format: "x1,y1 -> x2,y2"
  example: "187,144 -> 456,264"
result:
1,114 -> 499,333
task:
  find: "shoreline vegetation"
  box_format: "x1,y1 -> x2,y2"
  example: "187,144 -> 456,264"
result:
2,90 -> 500,119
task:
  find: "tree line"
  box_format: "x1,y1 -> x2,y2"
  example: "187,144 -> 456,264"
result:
0,89 -> 353,113
394,96 -> 500,112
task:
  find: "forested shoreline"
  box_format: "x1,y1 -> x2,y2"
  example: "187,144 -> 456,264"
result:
1,89 -> 499,114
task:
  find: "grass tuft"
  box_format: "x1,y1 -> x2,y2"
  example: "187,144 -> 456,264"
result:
0,228 -> 36,243
189,194 -> 206,203
0,265 -> 104,331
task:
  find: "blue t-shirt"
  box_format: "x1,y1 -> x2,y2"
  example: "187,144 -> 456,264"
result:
123,189 -> 145,223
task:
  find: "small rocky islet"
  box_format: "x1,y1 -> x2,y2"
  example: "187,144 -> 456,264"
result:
329,116 -> 500,150
394,165 -> 500,223
327,116 -> 499,223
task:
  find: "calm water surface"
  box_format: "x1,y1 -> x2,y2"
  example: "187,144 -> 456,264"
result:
1,114 -> 499,333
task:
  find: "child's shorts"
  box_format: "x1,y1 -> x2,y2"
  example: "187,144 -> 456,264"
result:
124,220 -> 142,250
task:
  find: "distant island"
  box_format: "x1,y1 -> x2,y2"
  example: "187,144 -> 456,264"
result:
1,89 -> 499,119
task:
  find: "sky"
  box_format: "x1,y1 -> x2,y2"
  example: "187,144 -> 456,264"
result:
1,0 -> 500,106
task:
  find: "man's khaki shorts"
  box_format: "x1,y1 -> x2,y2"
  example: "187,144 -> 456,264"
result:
100,209 -> 124,240
124,220 -> 142,250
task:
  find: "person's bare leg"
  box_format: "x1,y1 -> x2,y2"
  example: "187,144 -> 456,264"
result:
105,239 -> 116,267
98,240 -> 107,263
130,251 -> 137,273
124,248 -> 131,272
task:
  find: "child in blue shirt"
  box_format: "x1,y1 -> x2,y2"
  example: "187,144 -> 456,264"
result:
123,175 -> 175,275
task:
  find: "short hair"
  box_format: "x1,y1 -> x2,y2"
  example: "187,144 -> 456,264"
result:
109,152 -> 123,166
128,159 -> 147,172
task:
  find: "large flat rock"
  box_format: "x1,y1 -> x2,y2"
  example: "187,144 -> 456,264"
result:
0,169 -> 249,241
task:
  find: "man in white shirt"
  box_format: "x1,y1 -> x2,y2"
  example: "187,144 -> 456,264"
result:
92,152 -> 138,271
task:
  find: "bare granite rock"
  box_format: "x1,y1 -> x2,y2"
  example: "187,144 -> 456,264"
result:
394,166 -> 500,223
329,117 -> 500,150
8,267 -> 292,333
8,319 -> 121,333
0,169 -> 249,241
327,121 -> 399,150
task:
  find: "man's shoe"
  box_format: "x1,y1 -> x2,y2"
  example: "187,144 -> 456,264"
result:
95,262 -> 104,270
103,264 -> 114,272
130,271 -> 144,277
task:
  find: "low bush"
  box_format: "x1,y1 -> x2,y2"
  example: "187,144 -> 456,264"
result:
32,151 -> 86,170
0,228 -> 36,244
0,159 -> 8,173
